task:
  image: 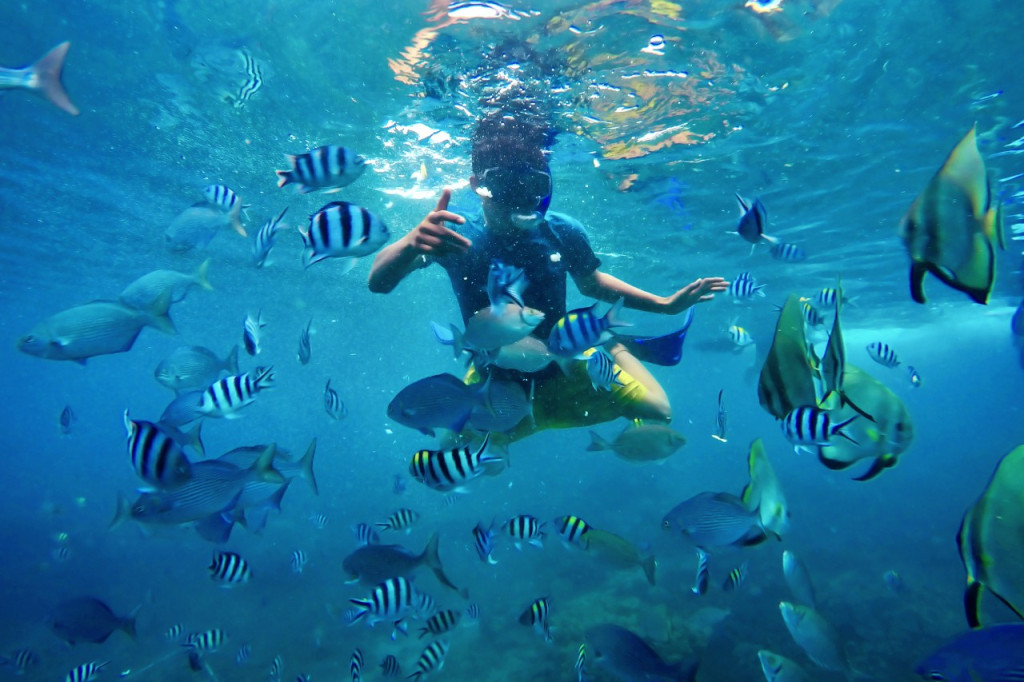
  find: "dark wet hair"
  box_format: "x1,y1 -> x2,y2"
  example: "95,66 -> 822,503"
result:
471,110 -> 550,174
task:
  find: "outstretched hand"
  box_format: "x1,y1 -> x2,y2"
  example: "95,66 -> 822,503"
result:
405,189 -> 471,257
665,277 -> 729,314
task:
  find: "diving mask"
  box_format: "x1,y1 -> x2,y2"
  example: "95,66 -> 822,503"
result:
476,165 -> 552,214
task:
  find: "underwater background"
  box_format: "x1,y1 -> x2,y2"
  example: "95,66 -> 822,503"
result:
1,0 -> 1023,680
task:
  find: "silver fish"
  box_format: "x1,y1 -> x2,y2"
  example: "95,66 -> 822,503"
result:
119,259 -> 212,310
164,203 -> 236,253
779,602 -> 849,673
782,550 -> 817,608
758,649 -> 812,682
0,41 -> 78,115
155,345 -> 239,393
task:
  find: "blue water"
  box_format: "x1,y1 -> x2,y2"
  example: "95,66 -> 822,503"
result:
2,0 -> 1024,680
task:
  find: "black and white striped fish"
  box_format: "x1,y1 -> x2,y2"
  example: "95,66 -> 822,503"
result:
252,207 -> 288,268
276,146 -> 366,194
350,647 -> 363,682
376,508 -> 420,533
728,324 -> 754,348
722,561 -> 748,592
727,277 -> 766,299
268,653 -> 284,680
300,201 -> 390,271
548,298 -> 628,358
692,548 -> 710,595
464,603 -> 480,623
64,660 -> 107,682
243,310 -> 264,356
198,367 -> 275,418
503,514 -> 545,550
123,410 -> 193,488
348,577 -> 420,626
781,406 -> 857,451
586,348 -> 622,391
866,341 -> 900,368
801,301 -> 825,327
518,597 -> 552,642
296,675 -> 310,682
164,623 -> 185,641
185,628 -> 227,652
409,434 -> 497,492
472,521 -> 498,565
379,654 -> 401,677
815,287 -> 846,308
555,515 -> 591,548
770,242 -> 807,262
1,648 -> 39,673
297,318 -> 312,364
408,641 -> 449,681
324,379 -> 347,420
60,404 -> 75,434
352,522 -> 380,546
290,549 -> 308,574
310,512 -> 328,529
202,184 -> 246,236
230,51 -> 263,109
418,609 -> 460,638
235,643 -> 251,665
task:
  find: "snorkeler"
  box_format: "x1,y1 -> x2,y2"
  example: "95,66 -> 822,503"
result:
369,112 -> 728,438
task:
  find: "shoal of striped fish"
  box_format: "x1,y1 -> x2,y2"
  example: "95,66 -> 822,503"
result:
243,309 -> 264,356
866,341 -> 900,368
64,660 -> 107,682
504,514 -> 545,549
350,647 -> 363,681
780,406 -> 856,451
297,319 -> 312,364
291,549 -> 308,574
209,551 -> 251,585
692,548 -> 710,595
276,145 -> 366,194
377,508 -> 420,533
123,410 -> 193,488
587,347 -> 622,391
722,561 -> 748,592
548,298 -> 629,357
380,654 -> 401,677
353,522 -> 380,546
229,50 -> 263,109
408,640 -> 449,681
324,379 -> 347,420
301,201 -> 390,272
556,515 -> 591,548
419,609 -> 460,638
409,433 -> 496,492
519,597 -> 552,642
252,207 -> 288,268
197,367 -> 275,418
472,521 -> 498,564
185,628 -> 227,652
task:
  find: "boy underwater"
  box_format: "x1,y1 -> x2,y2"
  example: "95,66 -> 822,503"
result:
369,112 -> 728,438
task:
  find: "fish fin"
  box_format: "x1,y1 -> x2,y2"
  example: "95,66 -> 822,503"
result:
297,438 -> 319,495
146,290 -> 177,336
229,202 -> 246,237
224,344 -> 240,375
109,492 -> 132,530
420,532 -> 466,597
275,169 -> 292,188
334,257 -> 358,276
186,422 -> 205,458
301,249 -> 330,269
940,126 -> 987,216
641,555 -> 657,586
265,478 -> 291,511
586,431 -> 611,452
817,450 -> 854,470
964,578 -> 983,628
250,444 -> 285,484
852,453 -> 898,481
735,193 -> 750,213
194,512 -> 235,544
604,297 -> 632,329
29,42 -> 78,115
909,261 -> 930,304
194,258 -> 214,290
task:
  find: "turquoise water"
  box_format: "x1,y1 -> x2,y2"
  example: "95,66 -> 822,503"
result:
1,0 -> 1023,680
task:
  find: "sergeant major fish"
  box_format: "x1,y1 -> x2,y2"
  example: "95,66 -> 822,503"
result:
202,185 -> 246,236
253,207 -> 288,268
277,145 -> 366,194
243,310 -> 264,356
409,433 -> 498,492
0,41 -> 78,115
301,201 -> 390,273
197,367 -> 275,419
124,410 -> 193,489
548,298 -> 630,357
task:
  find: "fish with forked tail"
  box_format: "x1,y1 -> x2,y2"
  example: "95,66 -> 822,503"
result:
0,42 -> 78,114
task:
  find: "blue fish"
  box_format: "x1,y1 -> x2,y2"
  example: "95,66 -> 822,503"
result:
662,491 -> 768,549
916,624 -> 1024,682
387,373 -> 490,436
735,194 -> 777,246
585,624 -> 698,681
548,298 -> 630,357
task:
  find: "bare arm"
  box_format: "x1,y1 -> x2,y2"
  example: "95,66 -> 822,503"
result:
574,269 -> 729,314
368,189 -> 471,294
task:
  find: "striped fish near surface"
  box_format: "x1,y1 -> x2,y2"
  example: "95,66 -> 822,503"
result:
301,201 -> 390,272
377,508 -> 420,533
348,577 -> 422,626
418,609 -> 460,638
866,341 -> 900,368
781,406 -> 857,453
548,298 -> 630,357
197,367 -> 275,419
277,145 -> 366,194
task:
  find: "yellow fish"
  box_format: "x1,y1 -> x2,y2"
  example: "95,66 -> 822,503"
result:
899,125 -> 1004,304
757,295 -> 818,420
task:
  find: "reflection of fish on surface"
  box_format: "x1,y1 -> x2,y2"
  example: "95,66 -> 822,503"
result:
585,623 -> 698,682
342,532 -> 467,598
580,528 -> 657,586
0,41 -> 78,115
916,623 -> 1024,682
958,444 -> 1024,628
900,125 -> 1005,305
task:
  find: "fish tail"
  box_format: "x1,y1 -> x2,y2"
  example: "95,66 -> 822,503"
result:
224,345 -> 240,375
909,261 -> 929,304
275,168 -> 293,189
195,258 -> 214,291
109,492 -> 132,530
421,532 -> 467,597
146,290 -> 177,336
298,438 -> 320,495
121,610 -> 139,641
641,554 -> 657,586
29,42 -> 78,115
586,431 -> 611,452
251,444 -> 285,484
833,415 -> 859,445
186,421 -> 205,458
229,202 -> 246,237
604,297 -> 632,329
450,324 -> 466,360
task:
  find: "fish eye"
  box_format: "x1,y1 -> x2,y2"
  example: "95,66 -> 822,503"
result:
662,520 -> 670,528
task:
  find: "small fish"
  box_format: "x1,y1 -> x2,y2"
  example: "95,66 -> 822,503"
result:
1,648 -> 39,673
883,569 -> 906,594
779,602 -> 849,673
780,406 -> 857,451
801,302 -> 825,327
662,491 -> 768,549
60,404 -> 76,434
301,201 -> 390,272
735,194 -> 777,245
64,660 -> 107,682
575,642 -> 587,682
519,597 -> 552,642
692,548 -> 709,595
866,341 -> 900,368
269,654 -> 284,680
209,551 -> 252,585
353,523 -> 380,546
906,366 -> 922,388
185,628 -> 227,652
814,287 -> 846,309
728,324 -> 755,348
472,521 -> 498,564
409,434 -> 498,492
555,515 -> 592,548
408,640 -> 449,681
202,184 -> 245,237
296,675 -> 310,682
722,561 -> 749,592
587,348 -> 623,391
728,277 -> 767,299
165,624 -> 185,641
503,514 -> 545,550
419,609 -> 460,638
0,41 -> 78,114
155,345 -> 240,393
310,512 -> 329,529
641,33 -> 665,55
230,50 -> 263,109
197,366 -> 275,419
377,508 -> 420,533
349,577 -> 421,625
713,389 -> 727,443
164,203 -> 238,252
350,648 -> 363,681
243,310 -> 264,356
770,242 -> 807,262
487,260 -> 527,314
291,549 -> 309,574
324,379 -> 347,420
253,207 -> 288,268
277,146 -> 366,194
548,298 -> 630,357
441,493 -> 462,508
465,603 -> 481,623
297,319 -> 312,364
51,544 -> 73,562
380,654 -> 401,677
235,643 -> 251,665
123,411 -> 193,488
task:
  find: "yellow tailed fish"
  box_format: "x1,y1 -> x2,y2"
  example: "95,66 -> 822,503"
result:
740,439 -> 789,538
899,124 -> 1005,304
758,295 -> 818,420
958,444 -> 1024,628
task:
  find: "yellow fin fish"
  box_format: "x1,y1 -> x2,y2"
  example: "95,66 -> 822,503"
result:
899,124 -> 1004,304
757,295 -> 818,420
740,439 -> 789,538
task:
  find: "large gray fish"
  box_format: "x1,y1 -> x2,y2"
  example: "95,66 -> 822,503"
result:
662,491 -> 769,549
342,532 -> 466,597
387,373 -> 490,436
758,650 -> 812,682
587,422 -> 686,462
465,379 -> 532,433
164,203 -> 235,253
916,623 -> 1024,682
782,551 -> 817,608
585,623 -> 698,682
190,460 -> 291,533
49,597 -> 136,645
778,602 -> 850,674
119,259 -> 212,310
0,41 -> 78,115
218,439 -> 318,495
155,345 -> 239,394
17,295 -> 176,364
